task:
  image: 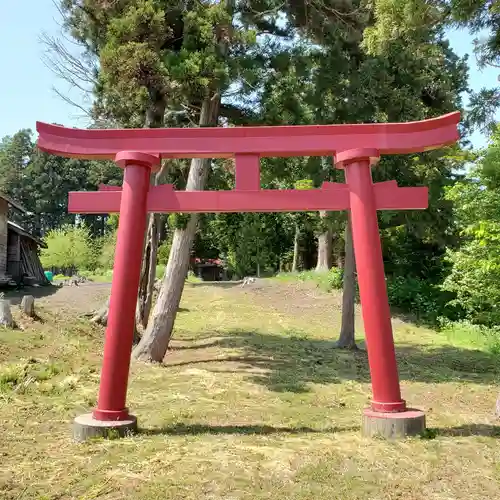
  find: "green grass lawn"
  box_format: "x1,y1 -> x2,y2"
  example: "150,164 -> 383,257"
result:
1,280 -> 500,499
55,265 -> 169,283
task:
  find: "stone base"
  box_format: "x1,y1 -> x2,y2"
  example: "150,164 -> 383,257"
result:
362,408 -> 425,439
73,413 -> 137,442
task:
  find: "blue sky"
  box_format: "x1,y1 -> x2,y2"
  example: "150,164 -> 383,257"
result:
0,1 -> 498,147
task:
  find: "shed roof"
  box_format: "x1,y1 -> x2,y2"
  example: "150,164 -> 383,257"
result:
7,221 -> 46,248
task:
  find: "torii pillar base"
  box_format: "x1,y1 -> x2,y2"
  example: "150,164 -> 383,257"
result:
73,413 -> 138,442
362,408 -> 425,439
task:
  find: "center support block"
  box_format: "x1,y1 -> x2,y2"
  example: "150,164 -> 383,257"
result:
362,408 -> 426,438
73,413 -> 138,442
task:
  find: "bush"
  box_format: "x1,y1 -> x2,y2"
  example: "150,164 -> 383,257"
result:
157,239 -> 172,263
41,225 -> 97,272
386,275 -> 453,324
326,267 -> 343,291
442,231 -> 500,327
275,267 -> 344,293
98,230 -> 117,270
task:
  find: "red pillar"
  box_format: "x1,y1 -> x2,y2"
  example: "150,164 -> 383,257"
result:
93,152 -> 159,421
336,149 -> 406,413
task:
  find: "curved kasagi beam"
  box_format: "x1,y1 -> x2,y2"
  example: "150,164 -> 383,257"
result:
36,112 -> 460,160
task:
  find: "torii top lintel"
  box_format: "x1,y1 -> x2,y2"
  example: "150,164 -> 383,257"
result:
36,112 -> 460,160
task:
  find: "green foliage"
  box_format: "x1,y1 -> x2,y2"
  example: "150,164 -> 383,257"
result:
362,0 -> 443,56
419,428 -> 439,440
168,213 -> 190,230
324,267 -> 344,292
363,0 -> 500,130
186,270 -> 201,283
386,275 -> 454,324
0,129 -> 33,201
294,179 -> 314,190
276,268 -> 344,293
442,128 -> 500,326
439,319 -> 500,356
2,0 -> 479,349
0,128 -> 122,237
0,359 -> 61,394
97,230 -> 117,270
60,0 -> 269,128
234,214 -> 275,277
443,224 -> 500,326
40,225 -> 97,272
106,214 -> 119,231
157,238 -> 172,263
202,212 -> 292,279
156,264 -> 166,279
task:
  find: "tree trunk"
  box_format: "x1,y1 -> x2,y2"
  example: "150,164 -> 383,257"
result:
136,163 -> 168,329
143,214 -> 160,324
136,94 -> 168,330
90,298 -> 140,343
91,298 -> 110,325
91,96 -> 167,331
292,222 -> 300,272
335,215 -> 357,349
132,94 -> 221,362
316,211 -> 332,272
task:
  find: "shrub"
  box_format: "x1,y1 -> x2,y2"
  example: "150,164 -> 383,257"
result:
157,239 -> 172,263
386,275 -> 457,324
326,267 -> 343,291
41,225 -> 97,272
442,230 -> 500,327
275,267 -> 344,293
98,230 -> 117,270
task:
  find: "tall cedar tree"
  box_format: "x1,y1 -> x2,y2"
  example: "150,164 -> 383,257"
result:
58,0 -> 468,357
59,0 -> 293,361
364,0 -> 500,131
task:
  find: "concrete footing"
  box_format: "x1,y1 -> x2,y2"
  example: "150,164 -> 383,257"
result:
362,408 -> 425,438
73,413 -> 137,442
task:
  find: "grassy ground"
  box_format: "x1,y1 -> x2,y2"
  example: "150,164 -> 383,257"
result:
1,280 -> 500,499
54,264 -> 168,283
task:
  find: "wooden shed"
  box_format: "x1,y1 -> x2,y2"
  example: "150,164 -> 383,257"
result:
0,193 -> 48,286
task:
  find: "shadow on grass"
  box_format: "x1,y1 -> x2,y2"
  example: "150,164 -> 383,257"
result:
187,281 -> 242,289
3,284 -> 59,306
434,424 -> 500,438
139,422 -> 360,436
165,329 -> 500,392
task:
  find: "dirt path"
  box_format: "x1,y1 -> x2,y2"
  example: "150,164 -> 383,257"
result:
7,278 -> 345,320
4,282 -> 111,314
6,278 -> 359,329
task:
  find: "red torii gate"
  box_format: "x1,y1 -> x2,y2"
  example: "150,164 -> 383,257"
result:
37,111 -> 460,440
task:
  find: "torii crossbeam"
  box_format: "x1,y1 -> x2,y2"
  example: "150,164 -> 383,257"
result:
37,111 -> 460,440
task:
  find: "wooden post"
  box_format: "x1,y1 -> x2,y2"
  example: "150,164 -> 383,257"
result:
20,295 -> 35,317
0,298 -> 14,328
